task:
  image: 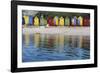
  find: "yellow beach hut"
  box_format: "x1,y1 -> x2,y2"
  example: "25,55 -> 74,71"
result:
23,15 -> 29,27
78,16 -> 83,26
34,16 -> 39,26
59,16 -> 64,26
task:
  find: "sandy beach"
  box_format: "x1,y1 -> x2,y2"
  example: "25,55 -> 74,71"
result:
22,26 -> 90,36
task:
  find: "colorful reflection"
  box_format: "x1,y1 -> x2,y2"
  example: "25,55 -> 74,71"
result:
22,33 -> 90,62
22,32 -> 30,48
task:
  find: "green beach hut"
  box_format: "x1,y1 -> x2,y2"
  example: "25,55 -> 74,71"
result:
65,16 -> 70,26
40,15 -> 45,26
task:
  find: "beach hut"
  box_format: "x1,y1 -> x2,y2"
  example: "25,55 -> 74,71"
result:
40,15 -> 45,26
29,16 -> 33,26
47,16 -> 53,26
77,16 -> 83,26
44,18 -> 47,26
65,16 -> 70,26
53,16 -> 59,26
59,16 -> 64,26
34,16 -> 39,26
23,15 -> 29,26
71,16 -> 77,26
22,17 -> 25,25
71,17 -> 74,26
83,16 -> 90,26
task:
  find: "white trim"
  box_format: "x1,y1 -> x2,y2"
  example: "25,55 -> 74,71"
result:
17,5 -> 94,68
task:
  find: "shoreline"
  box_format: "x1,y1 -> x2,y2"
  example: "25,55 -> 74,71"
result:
22,26 -> 90,36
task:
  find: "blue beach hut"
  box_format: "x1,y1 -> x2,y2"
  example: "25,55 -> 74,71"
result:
22,17 -> 25,25
29,16 -> 33,26
71,16 -> 77,26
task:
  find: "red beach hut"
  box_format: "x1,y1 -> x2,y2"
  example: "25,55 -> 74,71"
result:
83,16 -> 90,26
47,16 -> 54,26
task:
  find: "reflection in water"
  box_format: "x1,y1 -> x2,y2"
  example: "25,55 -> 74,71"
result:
34,33 -> 40,48
22,32 -> 30,48
22,33 -> 90,62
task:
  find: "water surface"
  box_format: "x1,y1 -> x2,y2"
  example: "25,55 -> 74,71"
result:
22,33 -> 90,62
